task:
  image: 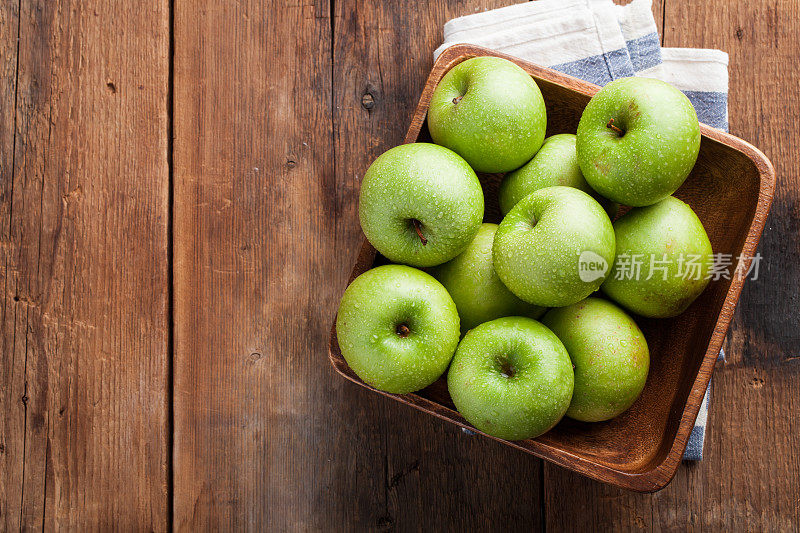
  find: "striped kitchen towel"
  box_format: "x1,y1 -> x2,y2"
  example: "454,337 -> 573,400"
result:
438,0 -> 728,461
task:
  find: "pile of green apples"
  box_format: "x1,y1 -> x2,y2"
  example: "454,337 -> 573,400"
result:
336,56 -> 713,441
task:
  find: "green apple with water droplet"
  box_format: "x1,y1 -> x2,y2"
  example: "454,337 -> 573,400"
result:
493,186 -> 615,307
336,264 -> 460,394
601,196 -> 713,318
576,77 -> 701,207
447,317 -> 574,440
427,56 -> 547,173
542,297 -> 649,422
359,143 -> 484,268
433,223 -> 545,333
499,133 -> 617,217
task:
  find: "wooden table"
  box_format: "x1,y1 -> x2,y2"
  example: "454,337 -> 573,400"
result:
1,0 -> 797,530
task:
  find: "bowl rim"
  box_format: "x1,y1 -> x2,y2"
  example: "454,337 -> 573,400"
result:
328,44 -> 776,492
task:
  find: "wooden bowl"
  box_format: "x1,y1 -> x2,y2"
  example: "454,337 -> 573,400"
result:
328,44 -> 775,492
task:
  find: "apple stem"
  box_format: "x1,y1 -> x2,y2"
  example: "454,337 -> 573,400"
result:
606,118 -> 625,136
396,324 -> 411,337
499,359 -> 516,379
412,219 -> 428,245
452,95 -> 463,105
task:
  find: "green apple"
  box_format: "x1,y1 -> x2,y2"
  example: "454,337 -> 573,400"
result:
499,133 -> 617,217
541,297 -> 649,422
576,77 -> 701,207
447,317 -> 574,440
336,264 -> 460,394
427,56 -> 547,173
601,196 -> 713,318
359,143 -> 484,267
493,186 -> 615,307
432,223 -> 545,333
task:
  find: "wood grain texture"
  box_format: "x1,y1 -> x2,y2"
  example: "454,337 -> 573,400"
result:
0,0 -> 170,530
0,2 -> 21,527
544,0 -> 800,528
171,0 -> 338,529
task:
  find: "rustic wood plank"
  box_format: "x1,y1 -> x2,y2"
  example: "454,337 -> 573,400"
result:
651,0 -> 665,43
544,0 -> 800,529
171,0 -> 338,529
0,0 -> 170,530
0,0 -> 23,529
332,1 -> 547,530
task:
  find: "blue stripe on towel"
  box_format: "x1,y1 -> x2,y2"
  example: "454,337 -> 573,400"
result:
684,423 -> 706,460
625,32 -> 662,72
683,382 -> 711,461
550,48 -> 635,87
683,90 -> 729,131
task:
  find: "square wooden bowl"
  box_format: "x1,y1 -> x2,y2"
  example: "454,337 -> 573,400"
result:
329,44 -> 775,492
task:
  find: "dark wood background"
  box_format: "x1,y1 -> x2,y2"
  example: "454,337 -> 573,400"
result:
1,0 -> 798,530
